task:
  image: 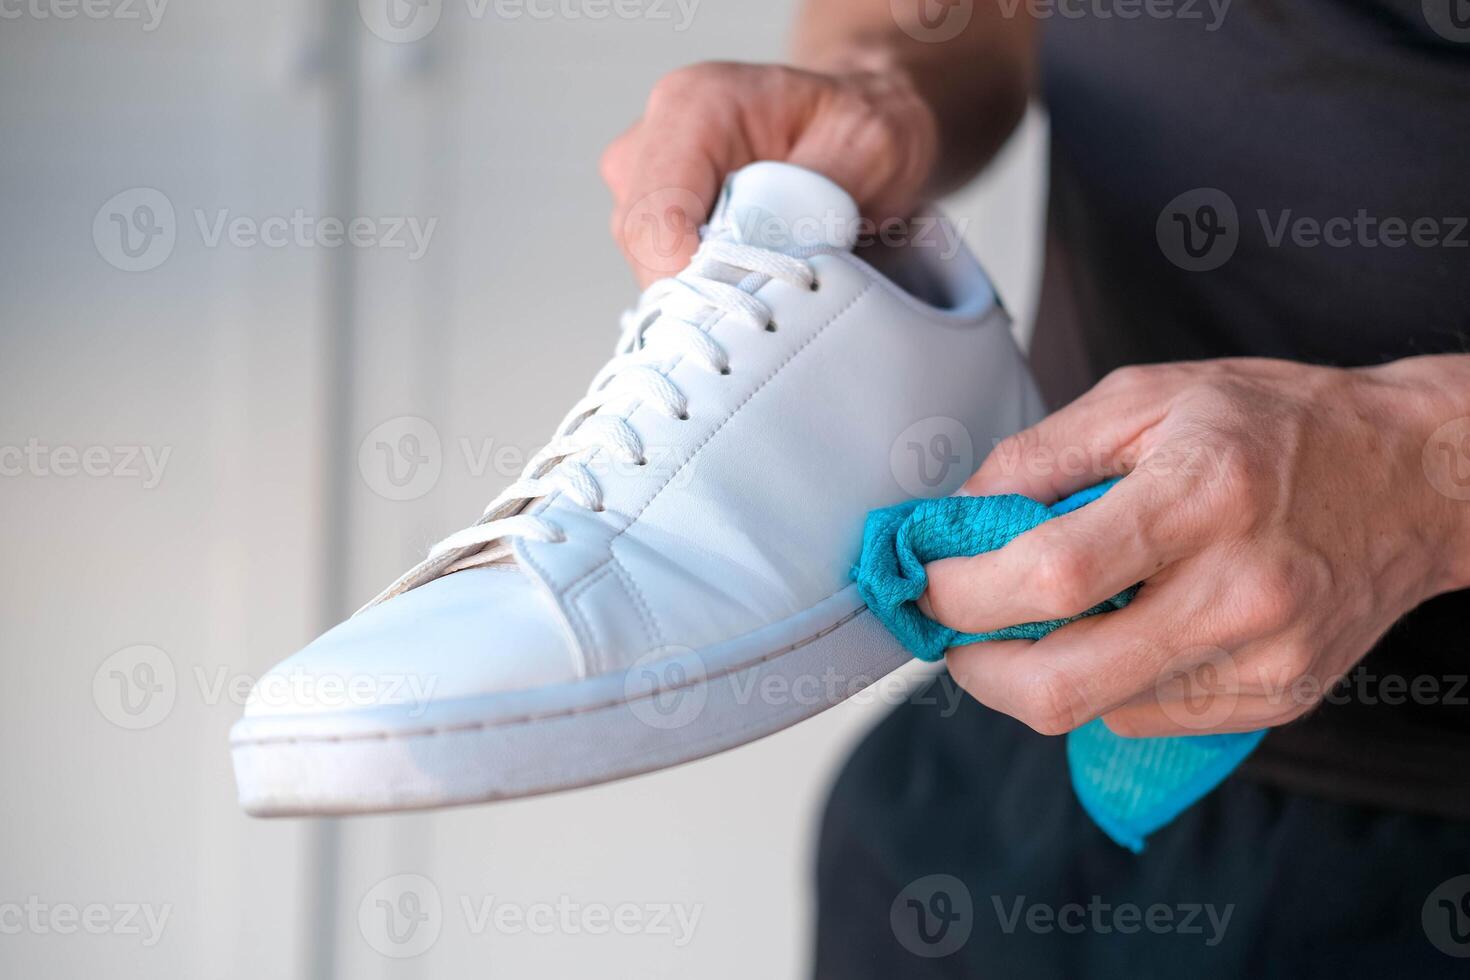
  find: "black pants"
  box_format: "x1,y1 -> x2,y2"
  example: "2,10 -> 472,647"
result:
813,673 -> 1470,978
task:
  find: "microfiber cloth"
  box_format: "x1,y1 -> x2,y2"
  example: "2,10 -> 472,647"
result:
853,479 -> 1266,852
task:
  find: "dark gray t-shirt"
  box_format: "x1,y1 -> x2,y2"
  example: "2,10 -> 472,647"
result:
1033,0 -> 1470,814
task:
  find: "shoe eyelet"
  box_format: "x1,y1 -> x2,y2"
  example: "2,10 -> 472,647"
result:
809,278 -> 820,292
719,367 -> 731,376
636,457 -> 648,467
677,412 -> 690,421
764,321 -> 777,333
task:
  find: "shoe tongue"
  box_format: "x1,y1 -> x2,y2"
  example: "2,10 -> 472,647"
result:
706,162 -> 860,255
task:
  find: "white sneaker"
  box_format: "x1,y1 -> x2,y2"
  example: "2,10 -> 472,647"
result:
231,162 -> 1044,816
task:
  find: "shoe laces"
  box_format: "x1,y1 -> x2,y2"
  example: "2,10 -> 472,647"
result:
363,238 -> 820,609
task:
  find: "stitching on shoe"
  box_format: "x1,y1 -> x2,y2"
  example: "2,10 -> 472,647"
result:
233,600 -> 868,746
563,563 -> 617,676
550,277 -> 875,599
611,551 -> 664,649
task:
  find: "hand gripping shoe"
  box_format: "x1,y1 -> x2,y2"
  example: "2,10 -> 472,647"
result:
231,162 -> 1045,815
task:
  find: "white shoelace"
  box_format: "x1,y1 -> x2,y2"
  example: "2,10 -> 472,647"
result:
364,238 -> 820,609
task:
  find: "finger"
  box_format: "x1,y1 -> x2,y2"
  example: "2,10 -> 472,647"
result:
921,469 -> 1202,635
608,99 -> 745,286
1099,690 -> 1298,738
943,578 -> 1233,736
965,365 -> 1197,502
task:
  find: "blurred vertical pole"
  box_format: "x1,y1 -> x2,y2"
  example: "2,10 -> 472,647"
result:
307,0 -> 364,978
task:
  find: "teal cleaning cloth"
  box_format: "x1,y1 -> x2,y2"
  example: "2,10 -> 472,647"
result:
853,479 -> 1266,852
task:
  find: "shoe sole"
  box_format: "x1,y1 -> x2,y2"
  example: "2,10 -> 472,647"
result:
230,584 -> 909,816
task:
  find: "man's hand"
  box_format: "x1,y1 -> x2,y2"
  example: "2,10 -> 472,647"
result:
921,356 -> 1470,738
600,1 -> 1036,284
600,62 -> 939,286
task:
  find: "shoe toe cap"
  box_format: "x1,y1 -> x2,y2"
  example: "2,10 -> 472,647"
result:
243,567 -> 579,719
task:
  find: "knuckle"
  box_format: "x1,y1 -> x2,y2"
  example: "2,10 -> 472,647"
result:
1233,561 -> 1301,633
1263,642 -> 1315,693
1015,666 -> 1085,736
1100,711 -> 1150,739
979,429 -> 1040,482
1027,544 -> 1095,617
597,140 -> 625,188
924,562 -> 980,632
1097,363 -> 1152,393
648,61 -> 734,108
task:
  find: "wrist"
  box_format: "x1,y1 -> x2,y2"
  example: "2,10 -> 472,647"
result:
1365,356 -> 1470,592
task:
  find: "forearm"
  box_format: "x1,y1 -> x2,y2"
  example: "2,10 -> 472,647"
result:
791,0 -> 1036,194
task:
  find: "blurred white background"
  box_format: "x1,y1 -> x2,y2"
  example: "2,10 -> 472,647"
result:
0,1 -> 1045,975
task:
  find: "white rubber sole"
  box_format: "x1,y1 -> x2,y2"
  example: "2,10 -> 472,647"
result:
230,584 -> 909,817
